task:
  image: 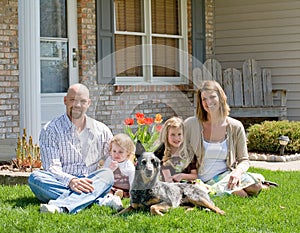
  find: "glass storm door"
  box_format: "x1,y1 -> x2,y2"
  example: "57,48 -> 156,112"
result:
40,0 -> 78,126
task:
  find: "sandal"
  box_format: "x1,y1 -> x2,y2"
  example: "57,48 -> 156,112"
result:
262,180 -> 279,188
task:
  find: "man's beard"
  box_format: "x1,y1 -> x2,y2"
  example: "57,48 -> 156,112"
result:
70,107 -> 83,119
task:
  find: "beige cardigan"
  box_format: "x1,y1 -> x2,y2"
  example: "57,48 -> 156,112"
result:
184,116 -> 250,174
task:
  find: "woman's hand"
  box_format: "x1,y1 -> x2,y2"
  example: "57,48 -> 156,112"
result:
69,177 -> 94,194
227,169 -> 242,190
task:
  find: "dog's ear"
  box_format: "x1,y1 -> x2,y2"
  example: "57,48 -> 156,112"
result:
153,157 -> 161,168
153,143 -> 164,160
135,140 -> 146,158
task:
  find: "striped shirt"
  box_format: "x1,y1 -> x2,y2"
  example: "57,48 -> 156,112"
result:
39,113 -> 113,187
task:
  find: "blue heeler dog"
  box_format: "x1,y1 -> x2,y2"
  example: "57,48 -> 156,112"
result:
118,142 -> 225,216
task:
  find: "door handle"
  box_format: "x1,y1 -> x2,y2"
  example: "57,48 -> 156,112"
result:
72,48 -> 79,67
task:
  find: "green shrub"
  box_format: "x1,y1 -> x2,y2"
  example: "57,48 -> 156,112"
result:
247,120 -> 300,154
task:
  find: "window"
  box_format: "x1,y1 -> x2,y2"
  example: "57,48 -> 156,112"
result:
40,0 -> 69,93
114,0 -> 188,85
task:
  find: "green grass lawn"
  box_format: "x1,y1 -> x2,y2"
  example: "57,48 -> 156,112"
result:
1,168 -> 299,233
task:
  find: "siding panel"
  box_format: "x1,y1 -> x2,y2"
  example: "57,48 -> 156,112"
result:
214,0 -> 300,120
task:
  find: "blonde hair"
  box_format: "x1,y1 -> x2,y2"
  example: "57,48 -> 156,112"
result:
159,117 -> 187,163
109,133 -> 136,163
196,80 -> 230,121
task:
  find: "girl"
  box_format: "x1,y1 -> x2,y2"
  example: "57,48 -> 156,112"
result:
104,133 -> 135,198
154,117 -> 197,183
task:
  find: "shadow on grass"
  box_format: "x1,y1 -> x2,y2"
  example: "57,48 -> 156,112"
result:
5,196 -> 40,208
115,207 -> 151,218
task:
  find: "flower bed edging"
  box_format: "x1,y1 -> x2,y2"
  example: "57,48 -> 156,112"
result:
0,170 -> 29,185
249,153 -> 300,162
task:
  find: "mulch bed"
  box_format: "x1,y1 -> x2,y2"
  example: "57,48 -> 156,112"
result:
0,160 -> 41,173
0,160 -> 42,185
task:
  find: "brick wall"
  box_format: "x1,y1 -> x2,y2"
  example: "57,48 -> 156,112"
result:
83,82 -> 195,134
77,0 -> 97,80
0,0 -> 19,140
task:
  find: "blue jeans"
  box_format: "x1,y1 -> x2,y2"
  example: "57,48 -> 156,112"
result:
28,168 -> 114,214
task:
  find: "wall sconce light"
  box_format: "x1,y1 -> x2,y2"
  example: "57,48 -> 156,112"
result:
278,135 -> 289,156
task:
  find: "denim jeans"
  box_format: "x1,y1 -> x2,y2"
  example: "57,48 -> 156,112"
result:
28,168 -> 114,214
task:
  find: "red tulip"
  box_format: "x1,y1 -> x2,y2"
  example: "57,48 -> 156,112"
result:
135,112 -> 145,120
124,118 -> 134,125
144,118 -> 154,125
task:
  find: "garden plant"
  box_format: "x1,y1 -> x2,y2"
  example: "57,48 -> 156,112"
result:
247,120 -> 300,154
124,112 -> 163,152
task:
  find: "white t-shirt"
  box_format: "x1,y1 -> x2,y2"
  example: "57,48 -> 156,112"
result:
198,139 -> 228,182
103,156 -> 135,188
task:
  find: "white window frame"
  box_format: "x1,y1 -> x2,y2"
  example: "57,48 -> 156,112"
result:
114,0 -> 188,85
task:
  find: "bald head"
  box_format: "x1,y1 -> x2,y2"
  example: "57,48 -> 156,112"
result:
67,83 -> 90,99
64,83 -> 91,121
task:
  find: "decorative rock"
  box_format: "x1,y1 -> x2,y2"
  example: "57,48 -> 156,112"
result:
267,155 -> 277,162
275,156 -> 286,162
257,154 -> 267,161
249,152 -> 300,162
249,154 -> 258,160
290,155 -> 296,161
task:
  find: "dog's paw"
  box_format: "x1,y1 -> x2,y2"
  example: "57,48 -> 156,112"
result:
115,206 -> 134,216
184,207 -> 195,213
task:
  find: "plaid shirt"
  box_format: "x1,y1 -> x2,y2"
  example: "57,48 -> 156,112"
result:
39,113 -> 113,187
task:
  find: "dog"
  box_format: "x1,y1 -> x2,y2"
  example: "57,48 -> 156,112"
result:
118,142 -> 225,216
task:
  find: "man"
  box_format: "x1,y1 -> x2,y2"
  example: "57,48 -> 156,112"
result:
28,83 -> 122,214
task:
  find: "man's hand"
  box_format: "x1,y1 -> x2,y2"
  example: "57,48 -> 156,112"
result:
69,178 -> 94,194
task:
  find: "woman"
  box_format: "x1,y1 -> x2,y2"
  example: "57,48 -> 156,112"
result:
184,80 -> 266,197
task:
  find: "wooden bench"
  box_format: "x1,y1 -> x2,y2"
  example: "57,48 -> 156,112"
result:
201,58 -> 287,120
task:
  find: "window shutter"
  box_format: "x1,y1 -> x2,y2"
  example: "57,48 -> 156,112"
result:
192,0 -> 205,66
96,0 -> 115,84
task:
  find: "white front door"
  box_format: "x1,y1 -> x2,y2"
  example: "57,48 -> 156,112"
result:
40,0 -> 78,126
